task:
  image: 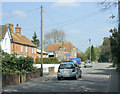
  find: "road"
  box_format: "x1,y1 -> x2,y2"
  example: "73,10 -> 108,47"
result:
3,62 -> 114,92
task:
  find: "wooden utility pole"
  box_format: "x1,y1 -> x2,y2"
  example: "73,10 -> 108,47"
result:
41,5 -> 43,76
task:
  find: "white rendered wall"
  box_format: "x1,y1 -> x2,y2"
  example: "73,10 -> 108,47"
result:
33,64 -> 60,74
1,30 -> 11,54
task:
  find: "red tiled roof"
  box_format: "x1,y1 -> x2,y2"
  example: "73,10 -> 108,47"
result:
11,33 -> 36,47
46,42 -> 75,52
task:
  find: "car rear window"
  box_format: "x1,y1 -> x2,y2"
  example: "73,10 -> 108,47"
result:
59,64 -> 74,69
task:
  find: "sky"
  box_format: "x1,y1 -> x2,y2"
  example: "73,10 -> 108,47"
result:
1,1 -> 118,52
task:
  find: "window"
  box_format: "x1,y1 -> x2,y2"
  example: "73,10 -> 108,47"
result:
59,64 -> 73,69
32,48 -> 33,53
21,46 -> 23,52
26,46 -> 28,52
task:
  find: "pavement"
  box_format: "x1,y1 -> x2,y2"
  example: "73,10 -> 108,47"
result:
106,67 -> 120,92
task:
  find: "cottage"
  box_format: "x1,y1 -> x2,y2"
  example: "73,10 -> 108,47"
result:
0,24 -> 37,59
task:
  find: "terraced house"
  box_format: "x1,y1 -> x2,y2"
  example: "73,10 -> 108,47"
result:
0,24 -> 37,59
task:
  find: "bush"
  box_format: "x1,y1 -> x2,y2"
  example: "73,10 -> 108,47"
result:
113,57 -> 118,68
35,57 -> 59,64
2,51 -> 35,73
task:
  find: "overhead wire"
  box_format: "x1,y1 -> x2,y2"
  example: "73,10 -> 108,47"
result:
43,9 -> 103,29
22,9 -> 103,32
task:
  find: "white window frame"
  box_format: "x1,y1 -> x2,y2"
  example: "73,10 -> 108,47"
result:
32,48 -> 34,53
21,45 -> 23,52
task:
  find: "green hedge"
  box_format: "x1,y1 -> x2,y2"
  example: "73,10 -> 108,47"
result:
2,51 -> 37,74
35,57 -> 60,64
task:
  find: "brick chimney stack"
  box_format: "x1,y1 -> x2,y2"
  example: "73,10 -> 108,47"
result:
15,24 -> 21,35
5,24 -> 14,33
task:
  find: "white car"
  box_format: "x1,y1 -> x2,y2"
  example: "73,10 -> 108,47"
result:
84,60 -> 92,68
57,61 -> 82,80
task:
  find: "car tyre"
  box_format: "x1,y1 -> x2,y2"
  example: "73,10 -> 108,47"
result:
74,74 -> 77,80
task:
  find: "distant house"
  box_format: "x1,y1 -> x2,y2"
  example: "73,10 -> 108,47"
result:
0,24 -> 37,59
37,49 -> 48,58
45,42 -> 78,61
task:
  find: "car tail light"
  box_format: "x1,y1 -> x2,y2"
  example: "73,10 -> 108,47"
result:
72,67 -> 75,72
58,66 -> 60,72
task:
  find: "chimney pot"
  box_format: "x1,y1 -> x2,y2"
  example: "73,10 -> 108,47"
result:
17,24 -> 18,27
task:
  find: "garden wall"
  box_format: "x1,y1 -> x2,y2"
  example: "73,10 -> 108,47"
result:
2,71 -> 41,87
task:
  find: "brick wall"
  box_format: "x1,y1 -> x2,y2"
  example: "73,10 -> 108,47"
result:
11,43 -> 37,59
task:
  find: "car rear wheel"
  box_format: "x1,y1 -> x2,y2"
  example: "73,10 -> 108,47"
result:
73,74 -> 78,80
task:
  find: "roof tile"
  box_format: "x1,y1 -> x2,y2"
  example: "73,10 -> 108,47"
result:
46,42 -> 75,52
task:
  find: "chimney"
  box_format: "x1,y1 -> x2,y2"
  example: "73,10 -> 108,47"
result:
5,24 -> 14,33
15,24 -> 21,34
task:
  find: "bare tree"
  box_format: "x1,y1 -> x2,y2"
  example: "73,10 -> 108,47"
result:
43,29 -> 65,49
98,0 -> 118,22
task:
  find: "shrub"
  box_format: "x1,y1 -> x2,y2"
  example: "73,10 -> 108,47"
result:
2,51 -> 35,73
113,56 -> 118,68
35,57 -> 59,64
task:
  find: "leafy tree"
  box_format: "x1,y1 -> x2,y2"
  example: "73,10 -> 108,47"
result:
85,47 -> 90,60
94,46 -> 101,60
77,52 -> 86,61
109,27 -> 120,71
99,37 -> 111,62
31,32 -> 40,47
91,45 -> 96,61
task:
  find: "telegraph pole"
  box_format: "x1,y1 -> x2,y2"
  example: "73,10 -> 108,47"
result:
89,38 -> 91,61
41,5 -> 43,76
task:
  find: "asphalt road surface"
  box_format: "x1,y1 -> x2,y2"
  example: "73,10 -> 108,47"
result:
3,62 -> 113,92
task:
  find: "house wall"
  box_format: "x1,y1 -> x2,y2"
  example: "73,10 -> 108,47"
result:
70,48 -> 78,58
1,30 -> 11,54
11,43 -> 37,59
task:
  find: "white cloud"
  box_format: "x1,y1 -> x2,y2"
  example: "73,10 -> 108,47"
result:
52,0 -> 80,7
12,10 -> 26,17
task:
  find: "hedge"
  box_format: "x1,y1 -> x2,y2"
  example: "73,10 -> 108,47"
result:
35,57 -> 60,64
2,51 -> 37,74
